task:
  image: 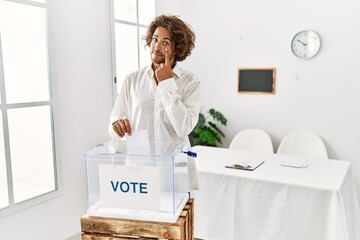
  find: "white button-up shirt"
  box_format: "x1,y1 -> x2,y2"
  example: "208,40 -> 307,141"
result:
109,63 -> 200,145
109,64 -> 201,190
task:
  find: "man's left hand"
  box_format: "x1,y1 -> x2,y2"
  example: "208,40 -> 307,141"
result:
155,48 -> 173,82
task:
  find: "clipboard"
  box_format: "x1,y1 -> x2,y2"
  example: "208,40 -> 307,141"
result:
225,160 -> 264,171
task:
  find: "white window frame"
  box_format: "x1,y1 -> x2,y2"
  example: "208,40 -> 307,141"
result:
0,0 -> 59,218
109,0 -> 155,102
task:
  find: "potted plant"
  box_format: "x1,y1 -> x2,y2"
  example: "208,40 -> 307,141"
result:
189,108 -> 227,147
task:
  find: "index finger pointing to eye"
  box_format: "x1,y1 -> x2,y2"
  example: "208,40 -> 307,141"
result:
164,48 -> 170,66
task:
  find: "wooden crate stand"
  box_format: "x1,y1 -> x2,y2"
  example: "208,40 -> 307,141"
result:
81,198 -> 194,240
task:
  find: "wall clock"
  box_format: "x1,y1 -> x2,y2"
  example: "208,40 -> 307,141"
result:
291,30 -> 321,59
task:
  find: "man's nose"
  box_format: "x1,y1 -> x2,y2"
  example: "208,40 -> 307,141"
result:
154,41 -> 163,51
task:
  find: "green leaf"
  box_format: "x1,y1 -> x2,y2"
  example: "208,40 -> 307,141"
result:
194,126 -> 203,134
198,126 -> 218,146
196,113 -> 205,128
209,108 -> 227,126
208,122 -> 225,137
188,108 -> 227,147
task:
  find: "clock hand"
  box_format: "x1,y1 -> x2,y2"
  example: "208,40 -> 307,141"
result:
297,39 -> 308,46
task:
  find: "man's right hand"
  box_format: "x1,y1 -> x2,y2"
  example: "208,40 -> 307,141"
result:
112,119 -> 132,137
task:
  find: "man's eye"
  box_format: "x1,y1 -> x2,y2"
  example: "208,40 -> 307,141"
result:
163,42 -> 169,46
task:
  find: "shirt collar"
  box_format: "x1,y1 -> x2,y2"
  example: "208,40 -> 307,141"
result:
172,63 -> 181,79
146,62 -> 181,80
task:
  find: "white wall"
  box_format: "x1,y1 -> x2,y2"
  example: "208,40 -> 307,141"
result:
157,0 -> 360,205
0,0 -> 113,239
1,1 -> 359,239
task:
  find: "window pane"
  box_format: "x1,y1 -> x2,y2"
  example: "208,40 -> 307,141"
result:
138,0 -> 155,25
114,0 -> 137,23
8,106 -> 55,203
0,113 -> 9,209
0,1 -> 50,104
115,23 -> 138,93
139,27 -> 150,68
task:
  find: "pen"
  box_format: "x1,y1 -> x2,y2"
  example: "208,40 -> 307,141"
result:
234,164 -> 250,170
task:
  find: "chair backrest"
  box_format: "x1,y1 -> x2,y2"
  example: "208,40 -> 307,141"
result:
277,131 -> 328,159
229,128 -> 274,154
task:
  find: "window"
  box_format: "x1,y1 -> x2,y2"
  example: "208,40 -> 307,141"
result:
110,0 -> 155,95
0,0 -> 57,216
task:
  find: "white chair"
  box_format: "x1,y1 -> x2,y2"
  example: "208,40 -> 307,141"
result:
277,131 -> 328,159
229,128 -> 274,154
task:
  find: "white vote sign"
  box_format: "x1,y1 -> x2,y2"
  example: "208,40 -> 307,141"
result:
99,165 -> 160,210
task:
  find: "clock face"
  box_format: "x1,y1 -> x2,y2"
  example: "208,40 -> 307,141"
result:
291,30 -> 321,59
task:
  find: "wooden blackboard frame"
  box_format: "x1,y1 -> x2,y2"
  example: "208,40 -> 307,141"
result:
238,68 -> 276,94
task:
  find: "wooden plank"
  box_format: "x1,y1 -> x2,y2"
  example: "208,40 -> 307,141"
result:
81,198 -> 194,240
82,233 -> 152,239
179,209 -> 188,240
181,198 -> 194,240
187,198 -> 194,240
81,215 -> 185,239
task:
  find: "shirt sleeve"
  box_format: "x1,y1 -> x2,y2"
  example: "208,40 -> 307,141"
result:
156,75 -> 200,138
108,76 -> 130,140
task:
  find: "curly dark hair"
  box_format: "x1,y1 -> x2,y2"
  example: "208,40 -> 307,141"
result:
144,15 -> 196,62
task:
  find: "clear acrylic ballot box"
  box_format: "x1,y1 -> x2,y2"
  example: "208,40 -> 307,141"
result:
84,141 -> 189,223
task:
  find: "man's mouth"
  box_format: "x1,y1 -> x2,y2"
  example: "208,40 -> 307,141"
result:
152,51 -> 163,57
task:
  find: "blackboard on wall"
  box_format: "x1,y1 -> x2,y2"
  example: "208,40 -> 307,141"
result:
238,68 -> 276,94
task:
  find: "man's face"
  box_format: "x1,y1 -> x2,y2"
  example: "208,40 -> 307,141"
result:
150,27 -> 175,65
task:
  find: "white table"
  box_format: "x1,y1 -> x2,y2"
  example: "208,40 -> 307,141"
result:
191,146 -> 360,240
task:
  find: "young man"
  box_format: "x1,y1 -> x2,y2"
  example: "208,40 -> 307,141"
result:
109,15 -> 200,190
109,15 -> 200,146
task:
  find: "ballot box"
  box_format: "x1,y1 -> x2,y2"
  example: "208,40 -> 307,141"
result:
84,141 -> 190,223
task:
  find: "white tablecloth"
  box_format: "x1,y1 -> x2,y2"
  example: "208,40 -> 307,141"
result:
191,146 -> 360,240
